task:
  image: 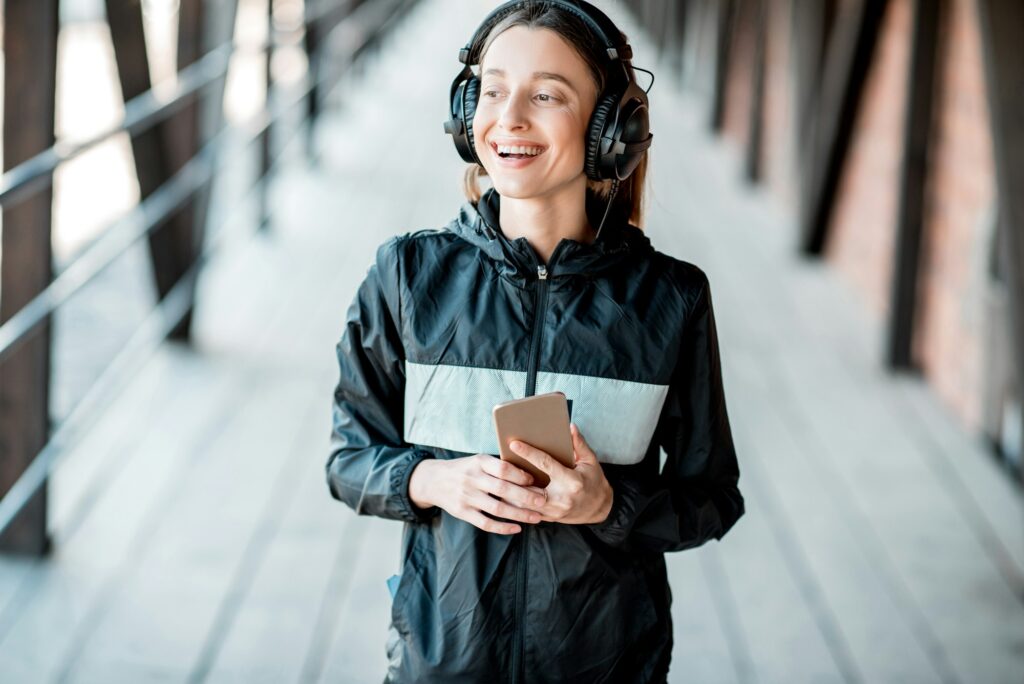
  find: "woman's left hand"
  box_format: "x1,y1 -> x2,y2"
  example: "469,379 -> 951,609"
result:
508,423 -> 613,525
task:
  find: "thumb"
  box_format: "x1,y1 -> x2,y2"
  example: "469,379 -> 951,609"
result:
570,423 -> 599,465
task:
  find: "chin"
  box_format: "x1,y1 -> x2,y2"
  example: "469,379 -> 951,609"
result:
489,179 -> 538,199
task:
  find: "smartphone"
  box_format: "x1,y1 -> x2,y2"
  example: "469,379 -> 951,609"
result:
492,391 -> 574,488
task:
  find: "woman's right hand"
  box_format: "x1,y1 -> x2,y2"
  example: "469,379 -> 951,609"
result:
408,455 -> 548,534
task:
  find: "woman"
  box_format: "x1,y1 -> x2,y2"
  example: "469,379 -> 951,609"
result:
327,2 -> 745,682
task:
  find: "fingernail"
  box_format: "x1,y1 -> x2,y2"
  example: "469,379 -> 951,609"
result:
510,525 -> 522,534
509,441 -> 521,452
534,496 -> 546,506
530,514 -> 541,523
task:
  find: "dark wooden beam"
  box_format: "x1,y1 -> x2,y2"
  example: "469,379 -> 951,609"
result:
744,0 -> 768,183
104,0 -> 192,329
0,0 -> 59,556
669,0 -> 689,78
886,0 -> 943,371
304,0 -> 323,161
260,0 -> 274,230
976,0 -> 1024,481
710,0 -> 737,132
798,0 -> 888,256
157,0 -> 238,340
790,0 -> 837,146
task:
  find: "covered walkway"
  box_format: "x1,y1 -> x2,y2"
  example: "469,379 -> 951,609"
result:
0,0 -> 1021,681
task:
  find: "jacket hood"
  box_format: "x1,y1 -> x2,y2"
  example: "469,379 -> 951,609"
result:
449,187 -> 653,282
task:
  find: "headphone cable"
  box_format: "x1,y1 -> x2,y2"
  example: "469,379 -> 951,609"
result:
594,179 -> 621,243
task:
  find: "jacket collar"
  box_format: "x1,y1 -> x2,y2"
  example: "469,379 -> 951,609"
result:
449,187 -> 652,283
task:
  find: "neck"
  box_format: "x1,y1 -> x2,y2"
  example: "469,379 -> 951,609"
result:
498,177 -> 594,265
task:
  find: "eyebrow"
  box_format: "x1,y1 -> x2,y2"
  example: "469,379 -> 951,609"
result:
481,68 -> 579,94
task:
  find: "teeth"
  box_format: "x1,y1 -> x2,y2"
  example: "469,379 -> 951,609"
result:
495,144 -> 543,156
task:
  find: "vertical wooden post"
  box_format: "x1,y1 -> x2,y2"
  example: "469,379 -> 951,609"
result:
304,0 -> 321,162
105,0 -> 184,300
0,0 -> 59,556
710,0 -> 737,132
669,0 -> 689,79
744,0 -> 768,183
977,0 -> 1024,481
886,0 -> 942,370
155,0 -> 238,340
797,0 -> 888,256
260,0 -> 274,230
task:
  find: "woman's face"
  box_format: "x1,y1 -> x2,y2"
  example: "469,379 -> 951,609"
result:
473,26 -> 599,201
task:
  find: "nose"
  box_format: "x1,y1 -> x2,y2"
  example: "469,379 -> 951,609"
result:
497,90 -> 530,131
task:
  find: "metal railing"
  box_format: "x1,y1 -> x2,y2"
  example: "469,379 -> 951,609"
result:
0,0 -> 419,548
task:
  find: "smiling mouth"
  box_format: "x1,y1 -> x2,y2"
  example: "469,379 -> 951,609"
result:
491,142 -> 546,160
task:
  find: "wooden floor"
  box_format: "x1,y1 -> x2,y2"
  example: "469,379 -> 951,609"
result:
1,1 -> 1022,681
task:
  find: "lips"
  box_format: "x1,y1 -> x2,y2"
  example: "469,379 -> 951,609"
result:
489,141 -> 547,167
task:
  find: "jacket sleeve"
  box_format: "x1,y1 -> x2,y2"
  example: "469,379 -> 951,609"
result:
326,237 -> 439,523
585,275 -> 744,553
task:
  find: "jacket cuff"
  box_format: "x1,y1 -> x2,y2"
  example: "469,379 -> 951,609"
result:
584,480 -> 642,548
390,449 -> 440,524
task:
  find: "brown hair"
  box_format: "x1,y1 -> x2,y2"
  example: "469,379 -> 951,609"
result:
461,2 -> 649,228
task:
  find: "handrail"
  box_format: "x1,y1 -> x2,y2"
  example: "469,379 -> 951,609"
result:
0,0 -> 418,538
0,65 -> 316,537
0,0 -> 411,363
0,41 -> 234,209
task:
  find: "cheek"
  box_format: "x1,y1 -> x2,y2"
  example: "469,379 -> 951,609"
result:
471,110 -> 495,154
553,119 -> 588,163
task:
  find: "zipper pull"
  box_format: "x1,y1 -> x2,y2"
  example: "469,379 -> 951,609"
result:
537,265 -> 548,280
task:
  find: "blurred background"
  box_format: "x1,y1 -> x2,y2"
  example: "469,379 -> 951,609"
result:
0,0 -> 1021,681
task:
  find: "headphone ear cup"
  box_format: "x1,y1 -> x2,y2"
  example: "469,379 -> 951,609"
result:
584,93 -> 619,181
462,76 -> 482,165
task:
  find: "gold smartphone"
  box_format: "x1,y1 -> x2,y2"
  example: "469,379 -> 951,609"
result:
492,391 -> 574,488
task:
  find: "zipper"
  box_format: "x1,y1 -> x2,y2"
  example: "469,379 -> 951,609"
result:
512,262 -> 549,684
524,264 -> 549,397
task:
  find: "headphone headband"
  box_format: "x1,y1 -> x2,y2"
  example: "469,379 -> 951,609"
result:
459,0 -> 633,66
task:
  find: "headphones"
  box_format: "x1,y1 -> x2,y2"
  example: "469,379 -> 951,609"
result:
443,0 -> 653,183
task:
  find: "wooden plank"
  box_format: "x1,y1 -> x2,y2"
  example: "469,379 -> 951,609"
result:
976,0 -> 1024,487
0,0 -> 59,556
798,0 -> 888,256
666,552 -> 739,684
0,348 -> 240,681
318,518 -> 396,683
887,0 -> 943,370
710,429 -> 850,682
728,351 -> 946,682
200,418 -> 359,681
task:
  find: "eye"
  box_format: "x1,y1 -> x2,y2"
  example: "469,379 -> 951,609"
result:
535,93 -> 559,103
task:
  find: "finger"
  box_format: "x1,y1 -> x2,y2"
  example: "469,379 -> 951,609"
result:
570,423 -> 599,465
479,456 -> 534,486
462,509 -> 522,535
477,475 -> 547,510
472,493 -> 543,524
508,440 -> 562,475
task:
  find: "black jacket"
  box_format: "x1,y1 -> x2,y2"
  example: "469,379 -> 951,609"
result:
327,188 -> 745,683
